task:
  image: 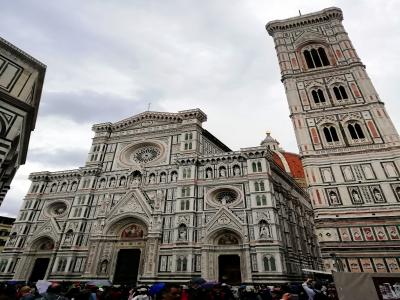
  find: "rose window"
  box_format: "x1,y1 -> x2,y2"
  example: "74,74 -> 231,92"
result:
47,202 -> 67,217
131,146 -> 161,163
215,189 -> 238,204
119,142 -> 164,166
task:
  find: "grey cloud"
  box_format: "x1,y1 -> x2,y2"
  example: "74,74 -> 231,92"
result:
26,148 -> 87,169
39,91 -> 162,123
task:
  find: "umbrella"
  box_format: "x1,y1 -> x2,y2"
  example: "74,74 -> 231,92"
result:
36,280 -> 52,294
86,279 -> 112,287
190,277 -> 206,285
201,281 -> 218,289
149,282 -> 165,295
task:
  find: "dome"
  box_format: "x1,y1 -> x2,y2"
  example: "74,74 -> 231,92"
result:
272,151 -> 306,187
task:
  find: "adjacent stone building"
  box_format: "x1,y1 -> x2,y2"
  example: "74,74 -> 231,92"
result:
267,7 -> 400,272
0,37 -> 46,205
0,109 -> 320,284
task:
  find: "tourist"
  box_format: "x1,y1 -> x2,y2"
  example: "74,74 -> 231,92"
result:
37,283 -> 68,300
19,286 -> 35,300
301,279 -> 315,300
312,283 -> 328,300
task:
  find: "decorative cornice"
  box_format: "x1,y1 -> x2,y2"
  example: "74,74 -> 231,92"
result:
266,7 -> 343,35
92,109 -> 207,133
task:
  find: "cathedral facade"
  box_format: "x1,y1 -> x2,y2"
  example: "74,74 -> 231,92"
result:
0,109 -> 320,284
267,7 -> 400,273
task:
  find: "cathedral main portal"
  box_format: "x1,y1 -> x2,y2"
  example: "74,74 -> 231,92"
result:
29,258 -> 50,282
113,249 -> 141,284
218,255 -> 241,285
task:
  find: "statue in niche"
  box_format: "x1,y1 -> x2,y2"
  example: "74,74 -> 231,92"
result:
373,188 -> 383,202
351,189 -> 362,203
64,231 -> 73,245
109,178 -> 116,187
206,169 -> 213,179
219,168 -> 226,177
120,177 -> 126,186
259,221 -> 271,239
132,171 -> 142,186
149,174 -> 155,184
100,260 -> 108,274
329,191 -> 340,205
396,186 -> 400,200
160,173 -> 166,183
178,227 -> 187,240
233,166 -> 241,176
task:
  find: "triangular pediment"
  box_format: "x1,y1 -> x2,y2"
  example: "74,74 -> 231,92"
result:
107,189 -> 152,219
30,217 -> 61,242
206,206 -> 243,234
111,111 -> 183,132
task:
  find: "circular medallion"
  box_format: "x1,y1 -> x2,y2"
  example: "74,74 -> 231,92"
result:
47,202 -> 68,217
130,146 -> 161,163
206,186 -> 242,208
215,189 -> 238,204
119,141 -> 165,167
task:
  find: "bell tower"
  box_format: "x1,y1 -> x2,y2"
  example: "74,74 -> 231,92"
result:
267,7 -> 400,272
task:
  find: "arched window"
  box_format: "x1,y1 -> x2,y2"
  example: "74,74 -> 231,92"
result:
311,89 -> 326,104
50,183 -> 57,193
323,126 -> 339,143
119,176 -> 126,186
269,256 -> 276,271
333,86 -> 348,101
263,256 -> 270,271
310,49 -> 322,67
257,162 -> 262,172
259,181 -> 265,191
171,171 -> 178,182
256,195 -> 261,206
303,47 -> 330,69
254,182 -> 259,191
304,50 -> 314,68
348,123 -> 365,140
252,162 -> 257,172
188,142 -> 192,150
261,195 -> 267,205
318,47 -> 330,66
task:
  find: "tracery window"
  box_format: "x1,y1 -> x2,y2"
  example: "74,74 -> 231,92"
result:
252,161 -> 262,172
304,47 -> 330,69
180,200 -> 190,211
256,195 -> 267,206
176,256 -> 188,271
323,126 -> 339,143
348,123 -> 365,140
263,256 -> 276,271
311,89 -> 326,104
333,85 -> 348,101
57,258 -> 68,272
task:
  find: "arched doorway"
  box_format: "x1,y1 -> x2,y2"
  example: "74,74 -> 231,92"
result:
29,237 -> 55,282
112,222 -> 146,285
216,232 -> 242,285
204,229 -> 248,285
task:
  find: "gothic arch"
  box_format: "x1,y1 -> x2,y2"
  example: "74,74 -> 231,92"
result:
206,228 -> 244,245
103,214 -> 149,236
30,236 -> 55,252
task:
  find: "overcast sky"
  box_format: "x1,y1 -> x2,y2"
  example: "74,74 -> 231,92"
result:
1,0 -> 400,217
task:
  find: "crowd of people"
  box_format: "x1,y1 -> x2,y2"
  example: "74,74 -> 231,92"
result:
0,278 -> 338,300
